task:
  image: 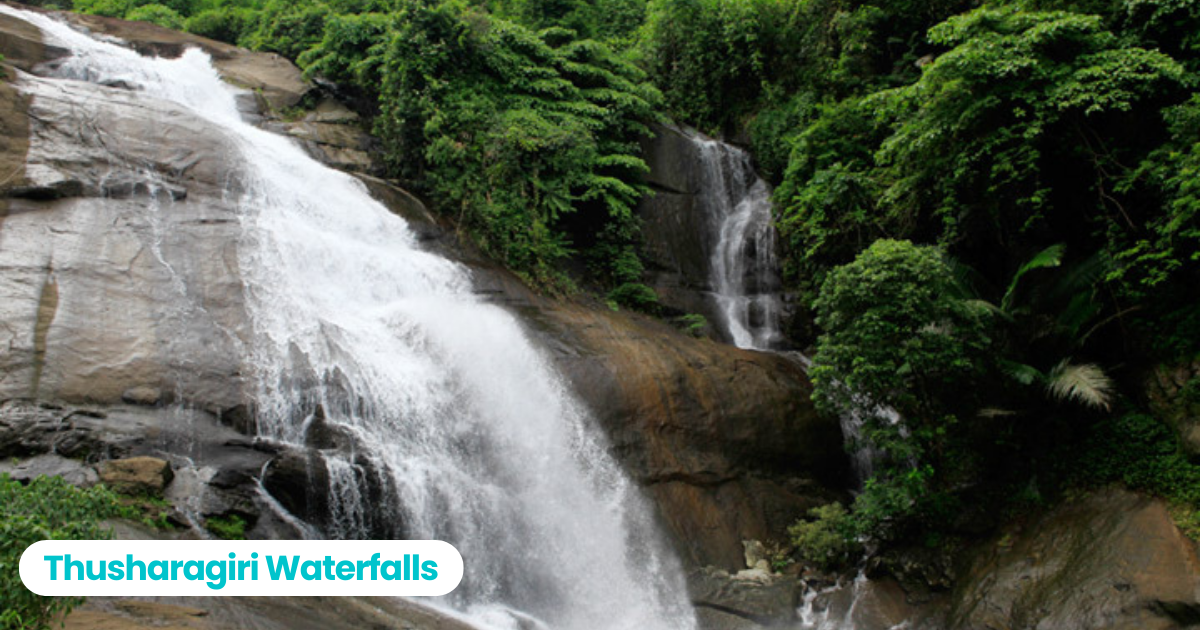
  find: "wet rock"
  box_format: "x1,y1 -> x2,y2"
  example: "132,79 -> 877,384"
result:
122,386 -> 163,407
260,448 -> 330,527
0,10 -> 69,73
0,400 -> 140,461
0,452 -> 98,486
866,543 -> 959,605
931,489 -> 1200,630
690,567 -> 800,624
806,576 -> 920,630
273,116 -> 377,174
636,123 -> 722,324
695,607 -> 767,630
59,11 -> 309,112
527,302 -> 846,568
0,58 -> 251,410
98,456 -> 173,495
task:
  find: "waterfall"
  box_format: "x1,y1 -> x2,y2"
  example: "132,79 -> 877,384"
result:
686,131 -> 784,350
5,7 -> 696,630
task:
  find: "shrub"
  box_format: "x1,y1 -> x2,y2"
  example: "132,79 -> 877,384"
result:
787,503 -> 861,571
607,282 -> 659,313
0,474 -> 124,630
185,8 -> 257,44
126,3 -> 185,30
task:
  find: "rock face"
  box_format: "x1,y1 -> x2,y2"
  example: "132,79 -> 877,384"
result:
636,122 -> 726,326
0,5 -> 843,581
520,298 -> 846,568
1146,358 -> 1200,456
930,489 -> 1200,630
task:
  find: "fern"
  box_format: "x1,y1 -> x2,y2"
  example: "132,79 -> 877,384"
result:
1046,360 -> 1114,410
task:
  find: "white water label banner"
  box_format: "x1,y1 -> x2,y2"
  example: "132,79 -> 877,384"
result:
20,540 -> 463,596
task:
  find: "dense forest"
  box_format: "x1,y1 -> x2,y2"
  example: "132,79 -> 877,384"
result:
21,0 -> 1200,567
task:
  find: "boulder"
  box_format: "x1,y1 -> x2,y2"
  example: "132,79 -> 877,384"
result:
98,456 -> 173,495
933,489 -> 1200,630
690,567 -> 800,624
0,452 -> 98,486
804,576 -> 920,630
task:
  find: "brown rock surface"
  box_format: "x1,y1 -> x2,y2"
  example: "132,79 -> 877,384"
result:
98,456 -> 173,494
935,488 -> 1200,630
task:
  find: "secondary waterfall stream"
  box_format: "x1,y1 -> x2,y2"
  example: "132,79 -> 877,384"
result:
686,131 -> 784,350
4,7 -> 696,630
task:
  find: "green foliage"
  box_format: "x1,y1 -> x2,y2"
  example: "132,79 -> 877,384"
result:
812,239 -> 989,430
607,282 -> 659,312
242,0 -> 328,58
787,503 -> 861,571
126,3 -> 185,29
373,1 -> 660,287
1059,410 -> 1200,535
205,513 -> 247,540
811,240 -> 991,532
297,12 -> 390,88
870,6 -> 1184,248
773,97 -> 887,298
185,7 -> 257,43
0,474 -> 124,630
673,313 -> 708,337
490,0 -> 647,43
73,0 -> 135,17
119,494 -> 175,530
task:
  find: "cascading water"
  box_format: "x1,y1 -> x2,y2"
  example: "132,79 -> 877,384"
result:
687,131 -> 784,350
5,7 -> 696,630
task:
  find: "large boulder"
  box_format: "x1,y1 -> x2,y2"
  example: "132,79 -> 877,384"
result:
933,489 -> 1200,630
689,567 -> 801,624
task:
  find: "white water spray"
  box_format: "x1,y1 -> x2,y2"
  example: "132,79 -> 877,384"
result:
5,7 -> 695,629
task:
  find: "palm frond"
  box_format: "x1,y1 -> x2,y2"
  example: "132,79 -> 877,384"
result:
1002,244 -> 1065,313
1046,360 -> 1113,410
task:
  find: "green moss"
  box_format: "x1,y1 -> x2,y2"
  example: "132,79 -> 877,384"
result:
205,513 -> 248,540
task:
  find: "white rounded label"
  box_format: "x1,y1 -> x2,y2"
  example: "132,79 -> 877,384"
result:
19,540 -> 463,596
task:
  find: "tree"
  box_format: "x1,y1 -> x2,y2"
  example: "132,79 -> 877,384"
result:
811,239 -> 991,532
